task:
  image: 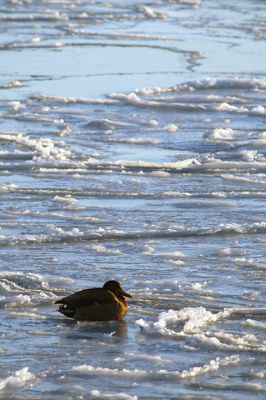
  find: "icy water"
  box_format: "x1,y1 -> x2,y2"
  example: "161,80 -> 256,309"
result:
0,0 -> 266,399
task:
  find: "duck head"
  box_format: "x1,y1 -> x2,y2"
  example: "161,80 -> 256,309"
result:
103,280 -> 132,299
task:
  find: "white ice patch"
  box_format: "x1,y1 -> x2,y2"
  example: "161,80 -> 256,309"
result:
208,127 -> 236,141
87,118 -> 130,130
109,92 -> 145,106
150,170 -> 171,177
89,244 -> 122,255
138,309 -> 266,352
216,103 -> 248,113
182,77 -> 266,91
0,80 -> 22,89
178,0 -> 202,6
32,93 -> 117,106
0,183 -> 18,192
178,355 -> 240,378
136,307 -> 230,336
0,132 -> 71,162
221,174 -> 266,186
7,294 -> 33,308
8,101 -> 26,112
215,246 -> 246,257
164,124 -> 179,132
238,150 -> 265,162
53,195 -> 86,211
251,131 -> 266,146
232,257 -> 265,269
6,291 -> 57,309
124,352 -> 170,364
0,271 -> 49,293
243,319 -> 266,330
251,105 -> 266,115
73,355 -> 240,380
205,128 -> 250,145
7,311 -> 48,319
73,364 -> 146,378
209,331 -> 266,352
0,271 -> 58,309
190,282 -> 209,292
47,224 -> 84,238
53,195 -> 77,204
31,37 -> 41,43
142,244 -> 156,255
158,251 -> 187,258
48,276 -> 75,287
115,158 -> 200,171
139,5 -> 167,20
91,389 -> 138,400
108,91 -> 206,111
0,368 -> 36,392
132,78 -> 266,97
168,259 -> 186,266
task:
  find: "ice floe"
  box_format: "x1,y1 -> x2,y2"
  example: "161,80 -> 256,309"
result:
0,368 -> 36,392
73,355 -> 240,380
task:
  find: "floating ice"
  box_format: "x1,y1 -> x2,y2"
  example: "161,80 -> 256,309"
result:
0,80 -> 22,89
0,368 -> 36,392
91,390 -> 138,400
243,319 -> 266,330
178,0 -> 202,6
132,307 -> 266,351
7,294 -> 33,308
168,259 -> 186,266
251,105 -> 265,115
150,170 -> 171,177
158,251 -> 187,258
211,331 -> 265,351
73,365 -> 146,378
139,6 -> 167,20
89,244 -> 122,255
73,355 -> 240,380
7,311 -> 48,319
136,307 -> 230,336
181,77 -> 266,90
131,78 -> 266,97
178,355 -> 240,378
0,132 -> 71,162
0,271 -> 49,292
8,101 -> 26,111
207,127 -> 236,141
125,352 -> 170,364
0,184 -> 18,192
115,158 -> 201,171
216,103 -> 248,113
164,124 -> 179,132
221,174 -> 266,186
0,271 -> 58,309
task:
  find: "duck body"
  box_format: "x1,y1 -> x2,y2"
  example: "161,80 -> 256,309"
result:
55,280 -> 131,322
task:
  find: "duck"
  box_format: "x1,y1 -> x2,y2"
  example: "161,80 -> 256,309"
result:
55,280 -> 132,321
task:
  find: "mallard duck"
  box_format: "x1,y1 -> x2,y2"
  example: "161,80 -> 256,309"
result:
55,280 -> 132,321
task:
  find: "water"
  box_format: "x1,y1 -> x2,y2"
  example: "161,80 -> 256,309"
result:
0,0 -> 266,399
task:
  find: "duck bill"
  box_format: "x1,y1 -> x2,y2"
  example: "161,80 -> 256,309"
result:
120,289 -> 132,298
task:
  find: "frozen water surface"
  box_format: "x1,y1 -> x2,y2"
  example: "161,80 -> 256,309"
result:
0,0 -> 266,399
